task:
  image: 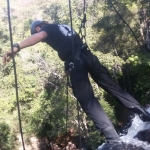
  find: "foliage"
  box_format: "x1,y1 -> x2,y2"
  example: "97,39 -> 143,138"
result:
0,122 -> 16,150
126,53 -> 150,104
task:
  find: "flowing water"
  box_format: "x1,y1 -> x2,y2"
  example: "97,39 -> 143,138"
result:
98,108 -> 150,150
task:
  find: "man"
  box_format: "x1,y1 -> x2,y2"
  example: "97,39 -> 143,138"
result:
2,20 -> 150,150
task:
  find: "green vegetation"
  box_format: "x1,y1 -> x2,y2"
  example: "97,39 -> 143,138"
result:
0,0 -> 150,149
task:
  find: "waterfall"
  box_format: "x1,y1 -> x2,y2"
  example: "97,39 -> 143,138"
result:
98,108 -> 150,150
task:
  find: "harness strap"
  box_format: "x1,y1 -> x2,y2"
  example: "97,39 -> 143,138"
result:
74,43 -> 88,60
64,43 -> 88,74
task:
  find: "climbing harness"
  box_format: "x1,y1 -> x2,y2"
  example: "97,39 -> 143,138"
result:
7,0 -> 25,150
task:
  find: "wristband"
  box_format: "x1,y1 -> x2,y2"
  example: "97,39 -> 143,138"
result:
13,43 -> 20,52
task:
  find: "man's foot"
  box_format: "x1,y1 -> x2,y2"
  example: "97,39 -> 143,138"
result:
99,141 -> 126,150
132,105 -> 150,122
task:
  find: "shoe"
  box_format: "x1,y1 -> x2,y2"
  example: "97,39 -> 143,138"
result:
98,141 -> 126,150
132,105 -> 150,122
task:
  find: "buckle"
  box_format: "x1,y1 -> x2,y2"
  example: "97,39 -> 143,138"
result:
69,62 -> 74,71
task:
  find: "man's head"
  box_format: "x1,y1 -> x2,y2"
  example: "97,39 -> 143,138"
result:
30,20 -> 48,35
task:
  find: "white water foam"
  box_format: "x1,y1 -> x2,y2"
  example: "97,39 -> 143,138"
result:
120,114 -> 150,149
98,107 -> 150,150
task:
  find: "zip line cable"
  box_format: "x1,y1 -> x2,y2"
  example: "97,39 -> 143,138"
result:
108,0 -> 150,59
7,0 -> 25,149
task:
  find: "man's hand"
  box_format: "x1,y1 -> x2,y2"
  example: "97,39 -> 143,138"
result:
2,47 -> 18,65
2,31 -> 48,65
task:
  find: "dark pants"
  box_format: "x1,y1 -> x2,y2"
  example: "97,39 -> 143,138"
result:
67,49 -> 140,141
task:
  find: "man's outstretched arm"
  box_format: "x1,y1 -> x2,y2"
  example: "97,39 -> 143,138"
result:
2,31 -> 47,65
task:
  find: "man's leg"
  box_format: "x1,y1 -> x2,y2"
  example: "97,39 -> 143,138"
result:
89,55 -> 150,121
69,60 -> 122,144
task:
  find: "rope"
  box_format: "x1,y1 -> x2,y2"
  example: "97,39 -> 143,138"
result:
64,1 -> 75,150
65,76 -> 69,150
67,0 -> 83,148
79,0 -> 87,43
108,0 -> 150,104
108,0 -> 150,59
68,0 -> 75,54
7,0 -> 25,150
77,101 -> 83,148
